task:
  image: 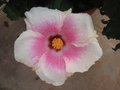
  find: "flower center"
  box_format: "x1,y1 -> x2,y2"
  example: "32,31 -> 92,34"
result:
51,38 -> 64,50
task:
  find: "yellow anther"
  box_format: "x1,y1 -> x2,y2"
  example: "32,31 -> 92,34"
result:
52,38 -> 63,49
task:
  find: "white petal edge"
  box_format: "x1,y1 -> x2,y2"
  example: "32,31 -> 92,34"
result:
64,39 -> 103,73
35,53 -> 67,86
14,30 -> 42,67
69,13 -> 97,47
24,7 -> 71,29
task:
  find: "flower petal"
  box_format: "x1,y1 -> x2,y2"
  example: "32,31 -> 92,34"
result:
14,30 -> 46,67
35,51 -> 67,86
61,13 -> 96,47
62,44 -> 85,61
25,7 -> 68,32
63,39 -> 103,73
29,22 -> 60,37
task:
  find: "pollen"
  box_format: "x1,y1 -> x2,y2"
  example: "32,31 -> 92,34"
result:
52,38 -> 64,50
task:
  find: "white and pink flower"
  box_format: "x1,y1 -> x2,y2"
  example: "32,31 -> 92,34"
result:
14,7 -> 102,86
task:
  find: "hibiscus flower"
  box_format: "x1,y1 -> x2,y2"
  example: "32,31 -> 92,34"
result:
14,7 -> 102,86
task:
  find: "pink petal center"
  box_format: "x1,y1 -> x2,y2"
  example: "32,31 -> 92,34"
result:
45,51 -> 66,73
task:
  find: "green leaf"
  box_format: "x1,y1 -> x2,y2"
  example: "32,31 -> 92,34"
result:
102,19 -> 120,40
3,5 -> 20,20
45,0 -> 72,11
0,0 -> 7,6
3,0 -> 102,20
3,0 -> 49,20
101,0 -> 120,40
3,0 -> 28,20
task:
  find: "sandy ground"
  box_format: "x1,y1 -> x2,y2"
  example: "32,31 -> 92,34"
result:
0,9 -> 120,90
